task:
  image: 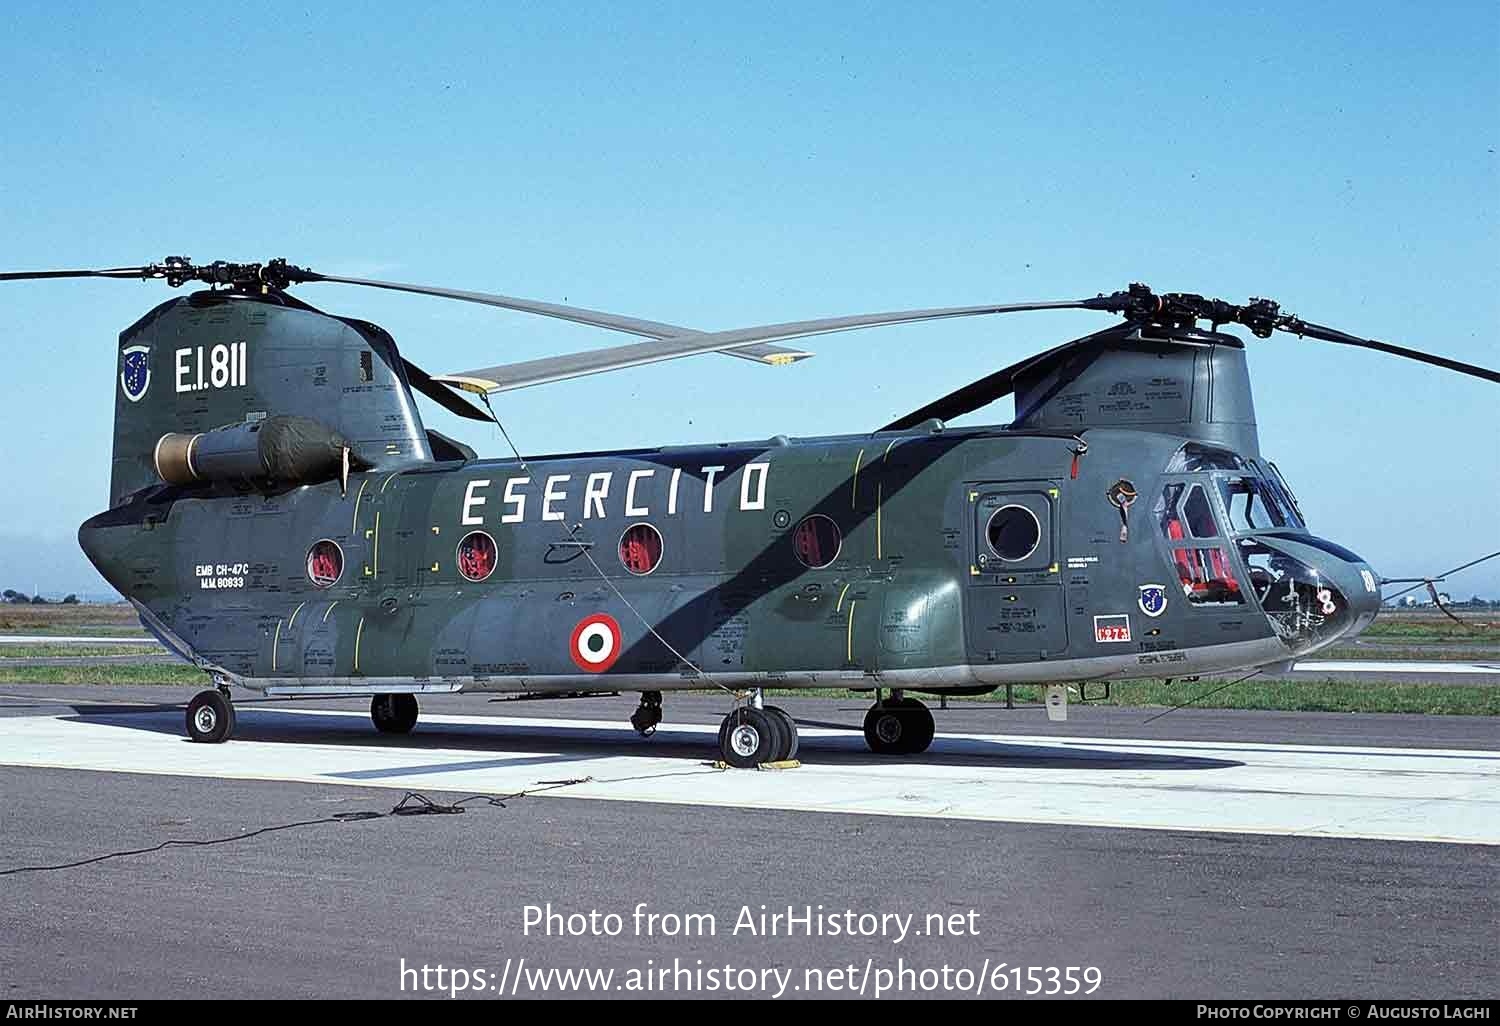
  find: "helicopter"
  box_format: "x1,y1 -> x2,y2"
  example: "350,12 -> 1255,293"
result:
4,257 -> 1496,767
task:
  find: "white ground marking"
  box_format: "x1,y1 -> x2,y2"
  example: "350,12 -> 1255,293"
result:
0,635 -> 161,647
1293,660 -> 1500,674
0,707 -> 1494,845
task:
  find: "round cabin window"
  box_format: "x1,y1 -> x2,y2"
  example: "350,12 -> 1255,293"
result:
791,514 -> 842,569
986,504 -> 1041,562
306,540 -> 344,589
619,523 -> 664,576
456,531 -> 498,582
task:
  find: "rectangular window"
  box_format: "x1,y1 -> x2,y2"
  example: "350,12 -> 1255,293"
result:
1170,546 -> 1245,605
1218,477 -> 1287,532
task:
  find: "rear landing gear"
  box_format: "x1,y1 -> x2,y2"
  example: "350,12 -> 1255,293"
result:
186,687 -> 235,743
717,692 -> 799,767
371,694 -> 419,734
863,692 -> 934,755
630,691 -> 663,736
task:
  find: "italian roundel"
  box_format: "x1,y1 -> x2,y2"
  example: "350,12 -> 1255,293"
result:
570,613 -> 622,673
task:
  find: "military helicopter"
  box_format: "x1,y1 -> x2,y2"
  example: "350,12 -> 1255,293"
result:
4,258 -> 1496,766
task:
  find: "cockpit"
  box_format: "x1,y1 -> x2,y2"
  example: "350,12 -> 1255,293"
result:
1155,443 -> 1379,654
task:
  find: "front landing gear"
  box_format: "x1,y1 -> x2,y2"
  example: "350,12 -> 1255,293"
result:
186,687 -> 235,743
717,695 -> 799,768
371,694 -> 419,734
863,692 -> 934,755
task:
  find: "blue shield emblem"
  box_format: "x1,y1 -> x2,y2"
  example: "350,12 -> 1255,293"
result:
1138,584 -> 1168,618
120,345 -> 151,402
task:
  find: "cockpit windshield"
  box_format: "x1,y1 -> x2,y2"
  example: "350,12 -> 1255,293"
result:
1217,476 -> 1289,531
1164,443 -> 1247,473
1262,461 -> 1306,528
1163,444 -> 1306,532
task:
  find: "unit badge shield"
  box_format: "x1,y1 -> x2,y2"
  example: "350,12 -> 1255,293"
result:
1138,584 -> 1168,617
120,345 -> 151,402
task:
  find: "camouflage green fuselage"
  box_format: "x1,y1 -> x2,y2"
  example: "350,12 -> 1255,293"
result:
86,427 -> 1361,696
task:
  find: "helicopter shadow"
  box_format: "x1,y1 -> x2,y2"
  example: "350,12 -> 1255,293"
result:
55,701 -> 1244,774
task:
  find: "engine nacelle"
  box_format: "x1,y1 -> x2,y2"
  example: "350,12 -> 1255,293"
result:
154,415 -> 362,488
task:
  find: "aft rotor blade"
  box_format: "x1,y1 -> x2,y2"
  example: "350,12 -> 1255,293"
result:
1280,318 -> 1500,384
432,299 -> 1102,394
882,338 -> 1081,430
307,272 -> 813,366
882,325 -> 1131,429
400,358 -> 493,423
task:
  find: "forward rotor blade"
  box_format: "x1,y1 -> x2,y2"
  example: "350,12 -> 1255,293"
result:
0,266 -> 156,282
1279,318 -> 1500,384
307,272 -> 814,367
432,299 -> 1101,394
400,359 -> 494,423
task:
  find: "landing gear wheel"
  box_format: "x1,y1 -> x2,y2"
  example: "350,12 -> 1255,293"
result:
863,698 -> 934,755
371,694 -> 419,734
630,691 -> 664,737
901,698 -> 935,754
186,689 -> 235,743
719,707 -> 781,768
763,705 -> 800,761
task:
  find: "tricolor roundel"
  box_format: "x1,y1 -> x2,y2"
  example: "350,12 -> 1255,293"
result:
570,613 -> 622,673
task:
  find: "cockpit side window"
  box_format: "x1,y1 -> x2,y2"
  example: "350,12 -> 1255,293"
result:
1183,485 -> 1218,539
1155,482 -> 1186,540
1155,481 -> 1244,605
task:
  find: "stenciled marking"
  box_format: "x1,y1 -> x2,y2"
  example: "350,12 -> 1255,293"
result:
460,462 -> 769,528
174,341 -> 247,393
195,562 -> 247,591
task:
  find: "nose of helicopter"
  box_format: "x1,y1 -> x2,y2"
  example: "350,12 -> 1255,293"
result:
1246,534 -> 1381,653
1312,549 -> 1382,639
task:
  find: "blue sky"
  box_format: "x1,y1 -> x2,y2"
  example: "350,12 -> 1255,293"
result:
1,1 -> 1496,597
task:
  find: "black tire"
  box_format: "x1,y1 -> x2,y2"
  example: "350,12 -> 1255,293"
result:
901,699 -> 935,755
371,694 -> 419,734
863,704 -> 908,755
719,707 -> 780,768
186,689 -> 234,744
763,705 -> 800,761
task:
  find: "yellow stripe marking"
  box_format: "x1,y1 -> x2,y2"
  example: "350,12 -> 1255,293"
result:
836,582 -> 852,612
380,472 -> 400,493
354,616 -> 365,673
851,448 -> 865,509
271,620 -> 282,672
875,439 -> 896,560
846,601 -> 857,663
351,478 -> 369,534
287,601 -> 306,630
431,374 -> 499,394
321,601 -> 339,624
